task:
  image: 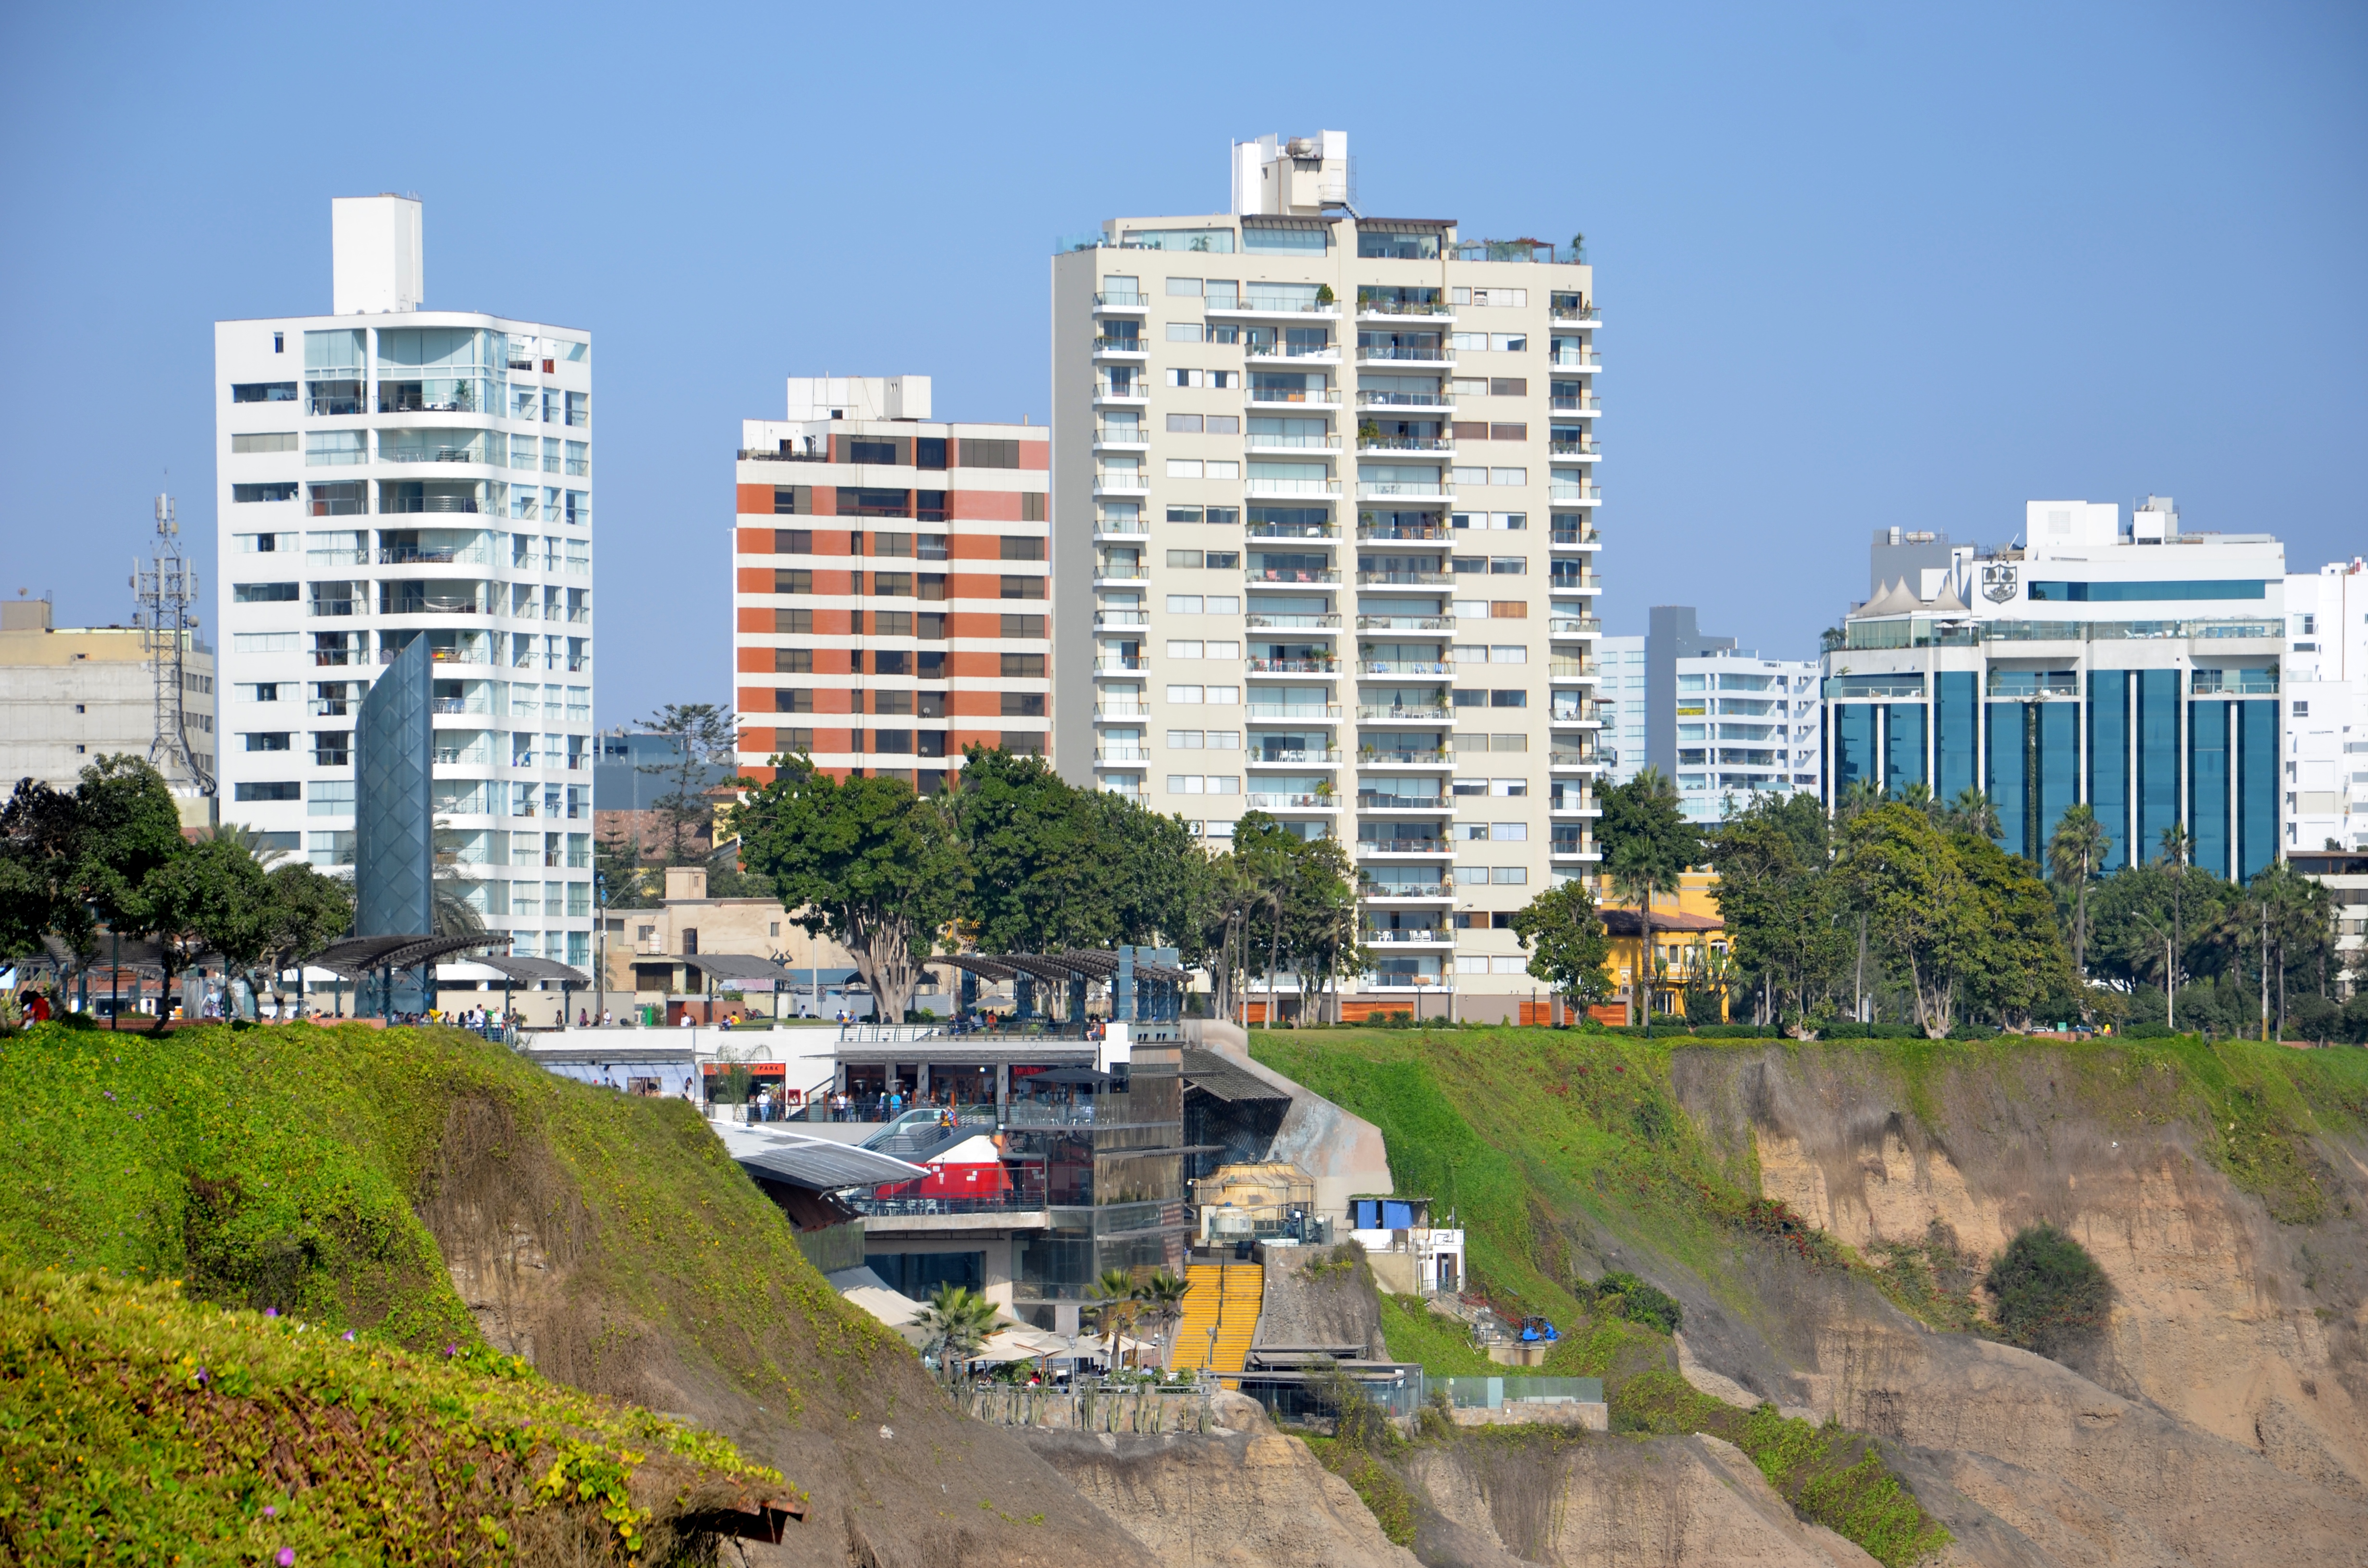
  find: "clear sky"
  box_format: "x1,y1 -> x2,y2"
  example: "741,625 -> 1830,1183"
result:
2,2 -> 2360,726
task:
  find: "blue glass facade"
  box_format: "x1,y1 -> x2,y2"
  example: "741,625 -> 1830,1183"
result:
2136,670 -> 2180,868
1884,703 -> 1925,796
2087,671 -> 2130,872
1935,673 -> 1977,803
1836,705 -> 1875,797
355,638 -> 435,936
2188,699 -> 2229,878
2036,702 -> 2078,865
1986,702 -> 2028,860
2237,699 -> 2277,882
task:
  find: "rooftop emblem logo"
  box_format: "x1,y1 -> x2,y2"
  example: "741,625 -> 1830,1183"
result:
1980,563 -> 2020,604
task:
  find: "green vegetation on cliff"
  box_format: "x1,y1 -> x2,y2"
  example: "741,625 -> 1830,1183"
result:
0,1268 -> 791,1564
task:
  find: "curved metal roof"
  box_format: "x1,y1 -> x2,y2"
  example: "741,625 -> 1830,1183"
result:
716,1125 -> 927,1192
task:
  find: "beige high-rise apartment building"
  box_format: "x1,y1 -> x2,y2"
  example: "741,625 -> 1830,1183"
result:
1050,133 -> 1605,1019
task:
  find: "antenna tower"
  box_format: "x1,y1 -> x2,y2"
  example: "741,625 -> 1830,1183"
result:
134,493 -> 215,796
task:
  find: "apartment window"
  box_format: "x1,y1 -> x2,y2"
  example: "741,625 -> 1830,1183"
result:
1206,551 -> 1240,568
846,488 -> 910,518
1000,536 -> 1045,561
918,573 -> 947,601
999,575 -> 1045,600
875,650 -> 910,676
772,528 -> 812,553
565,392 -> 589,427
872,572 -> 913,597
1168,414 -> 1204,433
917,731 -> 948,758
1167,323 -> 1205,343
1002,653 -> 1047,679
234,781 -> 300,802
959,438 -> 1020,469
845,435 -> 908,465
231,431 -> 298,454
1002,733 -> 1046,756
1021,493 -> 1047,522
234,582 -> 299,603
232,483 -> 301,503
775,647 -> 813,673
917,491 -> 950,522
918,612 -> 947,638
305,430 -> 366,466
774,569 -> 812,595
312,731 -> 351,767
1490,423 -> 1527,441
774,608 -> 813,635
778,728 -> 815,751
1489,379 -> 1528,397
244,732 -> 292,752
1168,550 -> 1204,568
233,382 -> 298,403
874,610 -> 913,637
874,688 -> 913,714
873,532 -> 913,558
1002,692 -> 1047,717
875,729 -> 914,755
1490,557 -> 1526,575
1491,690 -> 1527,708
916,437 -> 949,469
774,487 -> 812,515
775,688 -> 814,713
272,331 -> 284,353
1001,614 -> 1046,638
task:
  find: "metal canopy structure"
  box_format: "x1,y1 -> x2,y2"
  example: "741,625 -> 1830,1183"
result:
938,946 -> 1188,1025
684,953 -> 800,984
473,955 -> 592,988
1180,1048 -> 1291,1104
314,932 -> 509,978
715,1126 -> 927,1192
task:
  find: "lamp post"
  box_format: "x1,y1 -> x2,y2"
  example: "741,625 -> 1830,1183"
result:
594,871 -> 608,1026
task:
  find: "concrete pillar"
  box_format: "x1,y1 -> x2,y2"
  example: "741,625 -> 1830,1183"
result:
1068,975 -> 1086,1026
916,1061 -> 931,1102
1115,947 -> 1135,1022
961,968 -> 978,1015
1016,975 -> 1035,1020
996,1060 -> 1009,1116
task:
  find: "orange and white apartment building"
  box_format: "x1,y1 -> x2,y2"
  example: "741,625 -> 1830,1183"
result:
732,377 -> 1051,787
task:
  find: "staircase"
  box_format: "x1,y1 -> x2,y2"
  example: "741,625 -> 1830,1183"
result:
1172,1261 -> 1264,1388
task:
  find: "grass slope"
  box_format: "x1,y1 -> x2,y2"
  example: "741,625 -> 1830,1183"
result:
0,1268 -> 791,1565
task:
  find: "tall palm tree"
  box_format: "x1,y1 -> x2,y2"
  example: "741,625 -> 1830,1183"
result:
1084,1268 -> 1144,1371
1139,1269 -> 1192,1371
1605,769 -> 1690,1035
909,1282 -> 998,1385
1943,788 -> 2001,841
193,821 -> 292,868
2157,823 -> 2195,994
2047,804 -> 2110,975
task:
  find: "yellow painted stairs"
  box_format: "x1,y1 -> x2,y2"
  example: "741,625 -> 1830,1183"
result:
1171,1261 -> 1263,1388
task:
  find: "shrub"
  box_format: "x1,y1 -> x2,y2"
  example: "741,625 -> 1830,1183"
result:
1584,1270 -> 1682,1334
1982,1223 -> 2112,1360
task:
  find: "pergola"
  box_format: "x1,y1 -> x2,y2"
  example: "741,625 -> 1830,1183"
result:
937,948 -> 1188,1026
313,932 -> 512,1023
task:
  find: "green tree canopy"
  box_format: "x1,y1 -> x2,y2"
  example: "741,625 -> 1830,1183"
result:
1508,879 -> 1614,1009
637,703 -> 740,865
1598,768 -> 1702,1029
1835,803 -> 1984,1037
1708,791 -> 1848,1031
735,760 -> 968,1022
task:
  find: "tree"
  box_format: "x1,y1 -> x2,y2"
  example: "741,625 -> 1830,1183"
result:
637,703 -> 739,864
2046,804 -> 2110,976
1598,769 -> 1701,1031
909,1282 -> 999,1384
1953,832 -> 2079,1029
736,760 -> 968,1024
952,748 -> 1123,952
256,862 -> 355,1016
1836,803 -> 1981,1037
1508,880 -> 1614,1012
0,759 -> 186,1005
593,825 -> 660,909
130,836 -> 271,1029
1708,792 -> 1847,1032
1084,1268 -> 1145,1370
1984,1223 -> 2112,1363
1941,788 -> 2002,842
1139,1269 -> 1192,1370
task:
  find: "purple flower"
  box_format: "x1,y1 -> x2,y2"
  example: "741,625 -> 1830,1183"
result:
442,1343 -> 458,1358
278,1550 -> 296,1567
341,1330 -> 355,1343
263,1308 -> 279,1319
262,1506 -> 277,1518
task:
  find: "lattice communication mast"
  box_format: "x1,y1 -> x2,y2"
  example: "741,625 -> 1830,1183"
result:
134,492 -> 214,797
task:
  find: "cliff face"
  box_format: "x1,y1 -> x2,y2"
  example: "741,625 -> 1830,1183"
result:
1667,1044 -> 2368,1567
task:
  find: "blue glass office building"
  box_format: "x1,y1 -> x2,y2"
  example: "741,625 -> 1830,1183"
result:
1822,501 -> 2285,882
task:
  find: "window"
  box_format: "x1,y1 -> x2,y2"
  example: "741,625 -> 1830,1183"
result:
305,430 -> 365,466
1167,459 -> 1204,478
999,575 -> 1045,600
565,392 -> 589,427
1002,691 -> 1046,716
232,482 -> 301,504
775,646 -> 813,673
873,687 -> 912,712
1001,653 -> 1047,679
774,608 -> 812,635
1168,550 -> 1204,568
1000,614 -> 1046,637
233,382 -> 298,403
1000,535 -> 1045,561
773,528 -> 812,554
1167,685 -> 1203,704
1166,639 -> 1204,659
231,431 -> 298,454
234,582 -> 299,603
1167,368 -> 1238,388
1166,322 -> 1204,342
872,571 -> 913,597
1166,277 -> 1202,295
234,781 -> 300,802
1491,690 -> 1526,708
779,728 -> 815,751
846,436 -> 905,465
1489,379 -> 1527,397
845,488 -> 910,518
773,486 -> 814,515
1166,595 -> 1203,613
1021,493 -> 1047,522
1492,334 -> 1527,352
1002,733 -> 1046,756
1489,423 -> 1528,441
1490,557 -> 1525,575
873,610 -> 912,637
959,438 -> 1020,469
774,568 -> 812,595
774,688 -> 814,713
243,732 -> 292,752
875,729 -> 914,754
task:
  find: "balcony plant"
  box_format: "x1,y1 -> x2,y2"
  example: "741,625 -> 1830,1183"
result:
1314,283 -> 1334,306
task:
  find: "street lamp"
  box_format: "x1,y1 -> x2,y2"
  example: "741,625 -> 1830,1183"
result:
593,870 -> 608,1028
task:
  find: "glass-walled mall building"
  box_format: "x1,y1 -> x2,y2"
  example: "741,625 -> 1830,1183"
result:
1822,499 -> 2284,880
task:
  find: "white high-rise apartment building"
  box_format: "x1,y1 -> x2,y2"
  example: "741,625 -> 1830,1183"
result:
1052,133 -> 1606,1019
214,196 -> 596,966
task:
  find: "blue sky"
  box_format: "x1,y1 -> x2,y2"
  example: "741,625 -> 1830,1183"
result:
2,2 -> 2360,726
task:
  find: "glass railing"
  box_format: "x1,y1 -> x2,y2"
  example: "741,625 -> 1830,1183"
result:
1356,704 -> 1451,721
1356,570 -> 1452,586
1357,661 -> 1451,675
1246,341 -> 1336,358
1357,344 -> 1455,362
1357,437 -> 1454,453
1357,613 -> 1454,630
1244,388 -> 1342,405
1357,298 -> 1452,316
1246,612 -> 1340,628
1359,748 -> 1450,764
1549,395 -> 1601,412
1246,567 -> 1340,583
1247,792 -> 1333,809
1247,658 -> 1335,674
1094,291 -> 1148,307
1357,391 -> 1453,408
1248,748 -> 1341,764
1244,523 -> 1338,539
1093,336 -> 1147,354
1094,425 -> 1148,443
1243,433 -> 1340,450
1361,881 -> 1452,897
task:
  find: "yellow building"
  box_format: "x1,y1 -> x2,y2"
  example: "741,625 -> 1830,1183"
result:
1601,869 -> 1728,1024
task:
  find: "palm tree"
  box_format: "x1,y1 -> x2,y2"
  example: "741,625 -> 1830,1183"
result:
2047,804 -> 2110,975
1942,788 -> 2001,841
1605,769 -> 1691,1035
1138,1269 -> 1192,1371
1898,781 -> 1937,822
909,1282 -> 998,1385
193,821 -> 292,868
2157,824 -> 2195,995
1084,1268 -> 1144,1371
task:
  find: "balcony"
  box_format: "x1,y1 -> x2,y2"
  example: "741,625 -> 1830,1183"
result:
429,698 -> 491,715
1358,747 -> 1452,766
1357,480 -> 1453,502
1245,520 -> 1338,540
1244,388 -> 1342,409
1243,478 -> 1341,499
1550,614 -> 1604,637
1356,613 -> 1454,631
1361,881 -> 1453,900
1093,381 -> 1149,403
1246,792 -> 1335,810
1094,426 -> 1150,448
1243,433 -> 1341,453
1094,471 -> 1149,495
1093,566 -> 1150,584
1245,341 -> 1339,362
1245,566 -> 1340,584
1550,523 -> 1600,547
1092,335 -> 1148,357
1550,439 -> 1602,459
1096,746 -> 1149,764
1094,519 -> 1148,540
378,495 -> 482,514
1246,612 -> 1339,629
1356,838 -> 1447,858
1357,436 -> 1454,454
1356,299 -> 1453,320
1247,747 -> 1341,765
382,595 -> 486,616
1356,660 -> 1451,676
1356,343 -> 1455,366
1208,296 -> 1340,318
1094,610 -> 1149,629
1357,703 -> 1452,723
1093,291 -> 1148,310
1095,657 -> 1145,673
1550,483 -> 1602,504
1548,746 -> 1602,769
1364,928 -> 1453,945
1549,659 -> 1597,680
1356,792 -> 1447,813
1247,658 -> 1336,675
1356,570 -> 1452,588
1356,524 -> 1449,545
1246,701 -> 1342,720
1549,304 -> 1600,323
1096,701 -> 1149,718
1356,390 -> 1453,411
1549,395 -> 1601,413
1548,349 -> 1602,370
